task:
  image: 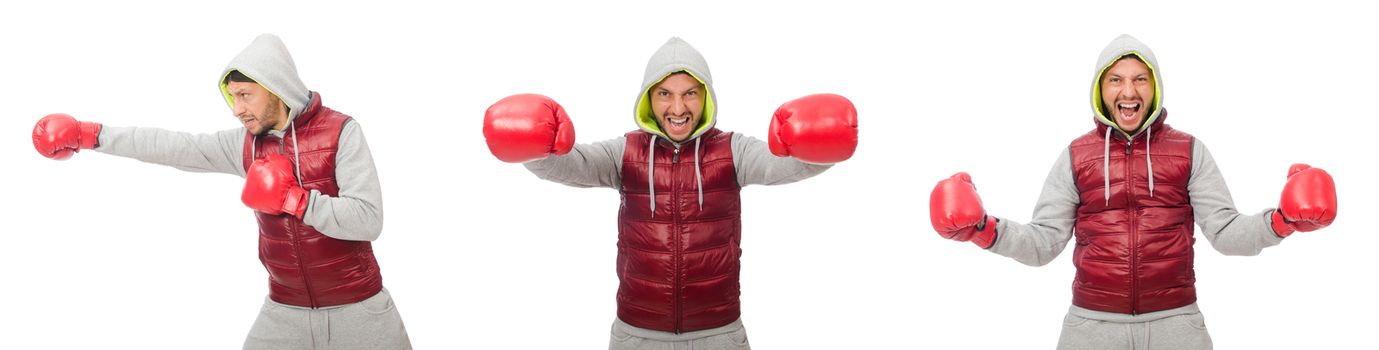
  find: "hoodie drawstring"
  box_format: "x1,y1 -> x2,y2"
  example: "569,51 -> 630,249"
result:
1145,124 -> 1154,197
249,121 -> 305,188
645,135 -> 706,216
1102,123 -> 1155,205
1103,127 -> 1112,205
694,137 -> 703,211
289,122 -> 304,187
647,136 -> 657,217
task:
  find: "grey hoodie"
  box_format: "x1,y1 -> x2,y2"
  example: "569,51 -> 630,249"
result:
986,34 -> 1286,322
94,34 -> 385,242
524,37 -> 831,191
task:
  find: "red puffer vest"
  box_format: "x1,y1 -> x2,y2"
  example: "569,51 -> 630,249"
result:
618,128 -> 741,333
242,93 -> 383,308
1067,111 -> 1196,314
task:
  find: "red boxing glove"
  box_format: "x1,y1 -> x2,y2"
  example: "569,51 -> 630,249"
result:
32,113 -> 102,160
768,93 -> 858,164
483,94 -> 576,163
1271,163 -> 1337,237
930,172 -> 998,249
242,154 -> 309,219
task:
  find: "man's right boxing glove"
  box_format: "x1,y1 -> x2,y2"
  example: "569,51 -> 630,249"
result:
930,172 -> 998,249
1271,163 -> 1338,237
32,113 -> 102,160
483,94 -> 575,163
242,154 -> 309,219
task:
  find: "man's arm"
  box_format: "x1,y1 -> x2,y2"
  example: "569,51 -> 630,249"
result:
1188,139 -> 1285,256
522,137 -> 625,188
96,125 -> 247,176
302,120 -> 385,241
987,149 -> 1080,266
730,133 -> 832,187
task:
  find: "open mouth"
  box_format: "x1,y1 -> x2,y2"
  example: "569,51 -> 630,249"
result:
1117,102 -> 1141,122
665,116 -> 691,133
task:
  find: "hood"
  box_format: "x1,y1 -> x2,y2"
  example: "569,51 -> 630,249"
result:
1089,35 -> 1169,203
634,37 -> 718,143
1090,34 -> 1164,139
219,34 -> 312,123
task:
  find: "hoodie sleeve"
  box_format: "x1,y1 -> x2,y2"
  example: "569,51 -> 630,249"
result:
1188,139 -> 1285,255
95,125 -> 247,176
988,149 -> 1080,267
522,137 -> 626,188
730,133 -> 832,186
302,120 -> 384,241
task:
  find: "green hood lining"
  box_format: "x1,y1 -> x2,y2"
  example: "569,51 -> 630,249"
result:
1092,52 -> 1162,136
635,70 -> 715,141
219,70 -> 291,118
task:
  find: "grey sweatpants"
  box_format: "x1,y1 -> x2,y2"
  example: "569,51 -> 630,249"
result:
1057,304 -> 1212,350
609,318 -> 751,350
243,288 -> 411,350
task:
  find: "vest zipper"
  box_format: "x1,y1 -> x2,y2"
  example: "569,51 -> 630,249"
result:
1125,137 -> 1139,315
671,145 -> 683,333
281,136 -> 317,309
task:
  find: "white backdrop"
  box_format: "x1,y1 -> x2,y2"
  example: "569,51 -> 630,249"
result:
3,1 -> 1375,348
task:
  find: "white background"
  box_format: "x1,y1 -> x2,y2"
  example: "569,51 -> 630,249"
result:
3,1 -> 1376,348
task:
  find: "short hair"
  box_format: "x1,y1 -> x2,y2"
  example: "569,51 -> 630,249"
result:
1117,53 -> 1146,64
223,70 -> 257,85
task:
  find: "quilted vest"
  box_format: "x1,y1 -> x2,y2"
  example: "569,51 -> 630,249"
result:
617,128 -> 742,332
242,93 -> 383,308
1067,112 -> 1196,314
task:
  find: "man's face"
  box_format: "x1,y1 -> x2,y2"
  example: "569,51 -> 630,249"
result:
227,81 -> 287,136
1100,57 -> 1155,133
650,73 -> 705,142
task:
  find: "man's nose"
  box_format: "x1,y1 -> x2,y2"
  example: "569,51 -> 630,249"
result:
1117,86 -> 1138,100
668,96 -> 688,115
232,100 -> 247,116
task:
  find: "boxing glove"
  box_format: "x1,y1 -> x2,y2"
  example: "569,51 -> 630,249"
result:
1271,163 -> 1337,237
768,94 -> 858,164
242,153 -> 309,219
32,113 -> 102,160
483,94 -> 575,163
930,172 -> 998,249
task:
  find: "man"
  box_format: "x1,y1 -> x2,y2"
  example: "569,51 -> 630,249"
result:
928,34 -> 1337,350
30,34 -> 410,349
482,37 -> 859,349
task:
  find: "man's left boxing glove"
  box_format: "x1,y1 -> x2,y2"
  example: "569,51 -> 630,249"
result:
1271,163 -> 1337,237
242,154 -> 309,219
32,113 -> 101,160
768,94 -> 859,164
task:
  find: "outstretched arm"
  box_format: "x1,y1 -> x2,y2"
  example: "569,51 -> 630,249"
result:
1189,139 -> 1286,256
733,94 -> 857,186
731,133 -> 831,186
523,137 -> 625,188
96,125 -> 247,176
987,149 -> 1080,266
32,113 -> 245,175
484,93 -> 623,188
